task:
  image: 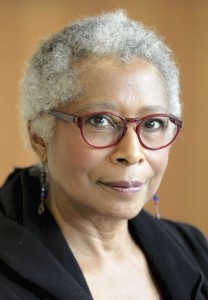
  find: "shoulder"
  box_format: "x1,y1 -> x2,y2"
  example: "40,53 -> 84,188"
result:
0,166 -> 40,221
132,211 -> 208,280
159,217 -> 208,279
160,217 -> 208,252
1,166 -> 39,185
140,210 -> 208,253
135,210 -> 208,252
0,166 -> 39,196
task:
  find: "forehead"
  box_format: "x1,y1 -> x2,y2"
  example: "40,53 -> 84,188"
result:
65,58 -> 168,115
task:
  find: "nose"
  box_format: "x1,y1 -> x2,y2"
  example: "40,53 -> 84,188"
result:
110,125 -> 145,166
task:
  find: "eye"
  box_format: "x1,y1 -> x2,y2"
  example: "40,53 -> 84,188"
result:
85,114 -> 115,128
142,118 -> 167,131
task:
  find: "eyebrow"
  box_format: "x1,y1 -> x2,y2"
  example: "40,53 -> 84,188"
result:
74,103 -> 168,115
139,105 -> 169,114
74,102 -> 119,114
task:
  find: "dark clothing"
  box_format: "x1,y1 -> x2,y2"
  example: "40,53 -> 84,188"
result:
0,167 -> 207,300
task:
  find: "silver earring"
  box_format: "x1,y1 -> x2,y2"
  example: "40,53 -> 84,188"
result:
153,194 -> 160,219
38,163 -> 47,215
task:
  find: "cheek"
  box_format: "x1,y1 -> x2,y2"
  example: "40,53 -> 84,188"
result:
47,133 -> 105,177
148,148 -> 169,178
144,148 -> 169,201
65,147 -> 102,172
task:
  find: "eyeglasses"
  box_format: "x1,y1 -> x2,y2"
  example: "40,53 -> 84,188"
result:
48,110 -> 182,150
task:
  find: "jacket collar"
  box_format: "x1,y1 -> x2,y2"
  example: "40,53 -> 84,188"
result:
0,167 -> 93,299
129,211 -> 203,300
0,211 -> 93,300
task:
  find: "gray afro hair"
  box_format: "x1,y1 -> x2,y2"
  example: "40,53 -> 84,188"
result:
20,9 -> 181,143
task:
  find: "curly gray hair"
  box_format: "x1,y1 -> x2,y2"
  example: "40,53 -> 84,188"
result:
20,10 -> 181,143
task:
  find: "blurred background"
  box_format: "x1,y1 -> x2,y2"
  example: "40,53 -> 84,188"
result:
0,0 -> 208,235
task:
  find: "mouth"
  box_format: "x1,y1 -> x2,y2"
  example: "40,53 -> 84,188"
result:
97,180 -> 144,193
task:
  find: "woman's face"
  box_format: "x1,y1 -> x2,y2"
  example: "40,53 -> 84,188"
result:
44,60 -> 170,221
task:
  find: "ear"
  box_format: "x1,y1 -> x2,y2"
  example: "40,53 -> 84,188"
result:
28,124 -> 47,162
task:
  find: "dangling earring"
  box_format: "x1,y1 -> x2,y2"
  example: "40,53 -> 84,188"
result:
153,194 -> 160,219
38,163 -> 47,215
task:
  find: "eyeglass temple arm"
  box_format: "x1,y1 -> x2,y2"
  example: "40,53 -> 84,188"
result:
170,116 -> 183,129
48,110 -> 76,123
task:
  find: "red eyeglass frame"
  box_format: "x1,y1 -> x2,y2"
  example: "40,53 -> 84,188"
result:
48,110 -> 183,150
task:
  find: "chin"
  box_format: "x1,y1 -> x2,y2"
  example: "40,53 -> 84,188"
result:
98,205 -> 143,221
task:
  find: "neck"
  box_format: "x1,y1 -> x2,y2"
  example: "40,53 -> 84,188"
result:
47,197 -> 136,260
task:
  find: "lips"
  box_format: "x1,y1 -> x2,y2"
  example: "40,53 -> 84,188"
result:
98,180 -> 143,193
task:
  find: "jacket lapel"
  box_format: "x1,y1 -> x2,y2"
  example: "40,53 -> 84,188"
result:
0,213 -> 92,300
129,211 -> 203,300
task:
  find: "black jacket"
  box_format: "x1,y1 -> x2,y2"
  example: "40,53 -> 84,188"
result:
0,167 -> 207,300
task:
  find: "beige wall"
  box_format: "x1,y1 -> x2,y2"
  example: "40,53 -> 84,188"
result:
0,0 -> 208,235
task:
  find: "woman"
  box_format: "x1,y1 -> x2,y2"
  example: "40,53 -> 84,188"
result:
0,10 -> 207,300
